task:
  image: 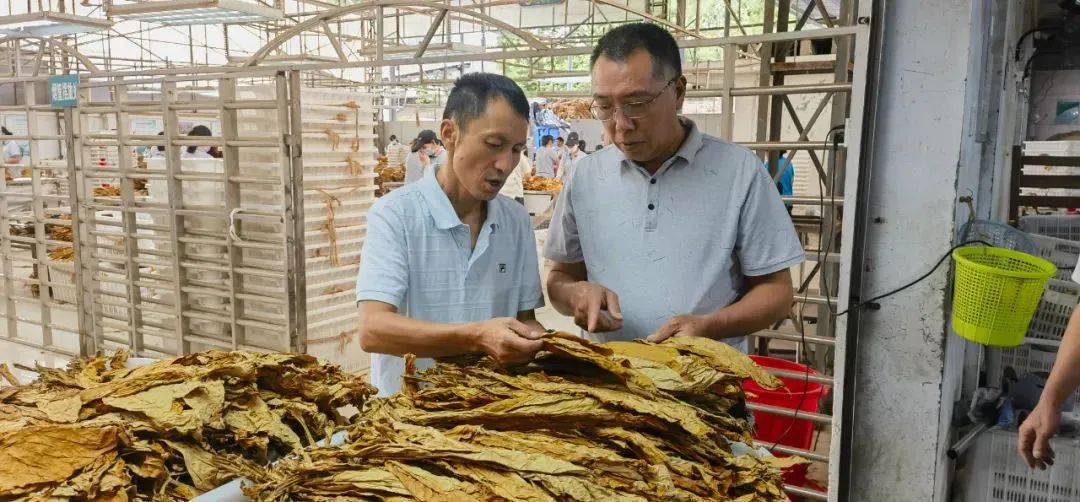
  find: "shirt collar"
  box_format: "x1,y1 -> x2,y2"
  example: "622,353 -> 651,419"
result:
417,167 -> 464,230
617,117 -> 704,170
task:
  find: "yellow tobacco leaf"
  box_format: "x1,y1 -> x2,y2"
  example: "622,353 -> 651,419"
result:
163,440 -> 237,491
0,424 -> 121,493
223,394 -> 303,452
384,460 -> 477,501
662,336 -> 782,389
36,394 -> 82,423
102,380 -> 218,435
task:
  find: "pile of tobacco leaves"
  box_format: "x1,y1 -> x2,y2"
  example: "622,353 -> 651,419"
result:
0,350 -> 375,500
244,332 -> 800,501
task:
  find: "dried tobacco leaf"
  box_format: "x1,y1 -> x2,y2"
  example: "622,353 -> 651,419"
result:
247,333 -> 794,502
0,350 -> 374,500
0,424 -> 122,495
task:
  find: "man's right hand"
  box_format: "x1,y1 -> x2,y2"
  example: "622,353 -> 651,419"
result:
570,283 -> 623,333
472,317 -> 544,366
1019,401 -> 1061,470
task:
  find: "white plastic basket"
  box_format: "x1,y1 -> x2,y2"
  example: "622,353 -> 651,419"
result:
963,429 -> 1080,502
1026,279 -> 1080,344
1029,234 -> 1080,281
1020,215 -> 1080,242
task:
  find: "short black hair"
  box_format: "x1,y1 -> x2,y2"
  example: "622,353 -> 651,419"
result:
557,137 -> 565,142
187,125 -> 212,154
389,135 -> 397,141
542,135 -> 554,146
591,23 -> 681,80
578,140 -> 587,151
443,73 -> 529,130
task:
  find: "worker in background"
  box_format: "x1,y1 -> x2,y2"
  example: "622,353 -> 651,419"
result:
404,130 -> 438,183
3,126 -> 26,181
764,150 -> 795,213
499,149 -> 530,205
1019,258 -> 1080,469
356,73 -> 545,397
183,125 -> 215,159
559,138 -> 587,182
556,136 -> 570,176
144,131 -> 166,159
545,23 -> 802,352
534,135 -> 558,179
386,134 -> 407,168
432,139 -> 448,167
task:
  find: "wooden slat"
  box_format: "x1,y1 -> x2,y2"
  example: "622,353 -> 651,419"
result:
1021,155 -> 1080,168
1017,196 -> 1080,208
1019,175 -> 1080,189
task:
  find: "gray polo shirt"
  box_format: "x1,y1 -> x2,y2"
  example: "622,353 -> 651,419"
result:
535,146 -> 559,179
544,119 -> 804,352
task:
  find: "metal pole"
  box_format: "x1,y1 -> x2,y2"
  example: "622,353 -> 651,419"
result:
285,70 -> 308,354
64,107 -> 92,355
161,80 -> 191,354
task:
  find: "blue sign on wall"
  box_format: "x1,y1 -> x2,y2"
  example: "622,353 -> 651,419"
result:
48,74 -> 80,108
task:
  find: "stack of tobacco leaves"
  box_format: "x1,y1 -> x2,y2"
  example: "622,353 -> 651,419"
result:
0,350 -> 375,500
245,332 -> 802,501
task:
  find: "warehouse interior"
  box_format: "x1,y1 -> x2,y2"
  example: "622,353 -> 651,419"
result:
1,0 -> 1080,501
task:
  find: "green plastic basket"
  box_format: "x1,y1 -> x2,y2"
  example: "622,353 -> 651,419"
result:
952,246 -> 1057,347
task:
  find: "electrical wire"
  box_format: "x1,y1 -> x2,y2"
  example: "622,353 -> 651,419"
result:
1014,26 -> 1061,63
767,125 -> 844,454
767,125 -> 995,454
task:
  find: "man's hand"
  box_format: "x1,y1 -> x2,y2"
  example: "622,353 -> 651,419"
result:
647,314 -> 713,343
569,283 -> 623,333
1019,402 -> 1061,470
473,317 -> 544,366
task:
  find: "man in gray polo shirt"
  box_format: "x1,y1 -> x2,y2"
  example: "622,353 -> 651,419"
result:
534,135 -> 558,179
544,23 -> 803,352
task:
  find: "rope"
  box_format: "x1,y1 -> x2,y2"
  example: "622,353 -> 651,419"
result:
341,101 -> 362,153
346,156 -> 363,176
323,129 -> 341,151
315,186 -> 361,267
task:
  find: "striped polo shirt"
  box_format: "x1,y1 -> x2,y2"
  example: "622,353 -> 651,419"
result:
356,167 -> 545,396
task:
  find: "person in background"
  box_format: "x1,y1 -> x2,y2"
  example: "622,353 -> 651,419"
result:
432,139 -> 448,168
545,23 -> 802,352
763,150 -> 795,213
534,135 -> 558,179
147,131 -> 166,159
387,134 -> 408,168
404,130 -> 438,183
500,150 -> 530,205
356,73 -> 544,396
183,125 -> 215,159
573,140 -> 588,164
594,145 -> 604,153
556,136 -> 570,174
1019,256 -> 1080,469
559,138 -> 587,181
3,126 -> 23,180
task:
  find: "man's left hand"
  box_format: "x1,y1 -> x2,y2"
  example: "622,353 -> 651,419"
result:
647,315 -> 714,343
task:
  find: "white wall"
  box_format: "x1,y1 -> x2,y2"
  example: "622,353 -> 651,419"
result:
850,1 -> 978,500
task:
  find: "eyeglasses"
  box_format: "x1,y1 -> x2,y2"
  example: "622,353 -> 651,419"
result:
590,76 -> 679,122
